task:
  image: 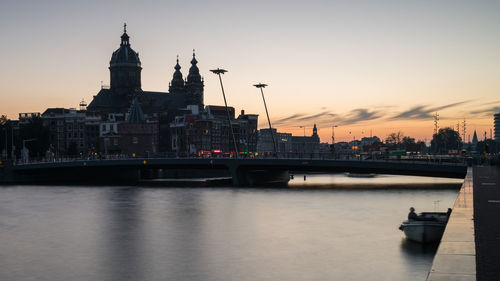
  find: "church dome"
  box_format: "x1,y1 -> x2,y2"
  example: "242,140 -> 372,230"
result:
110,27 -> 141,68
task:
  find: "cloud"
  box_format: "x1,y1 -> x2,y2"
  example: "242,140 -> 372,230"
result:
272,100 -> 475,129
335,108 -> 384,125
275,113 -> 306,124
478,100 -> 500,107
470,106 -> 500,116
296,111 -> 335,121
274,111 -> 337,125
390,101 -> 471,120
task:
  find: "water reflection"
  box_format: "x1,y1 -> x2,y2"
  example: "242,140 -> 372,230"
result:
289,173 -> 463,189
400,238 -> 439,256
0,181 -> 461,281
101,187 -> 144,281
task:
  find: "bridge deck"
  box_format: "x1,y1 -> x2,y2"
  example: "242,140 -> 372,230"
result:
2,158 -> 467,185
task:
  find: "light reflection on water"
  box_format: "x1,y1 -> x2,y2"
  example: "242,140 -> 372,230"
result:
0,175 -> 461,281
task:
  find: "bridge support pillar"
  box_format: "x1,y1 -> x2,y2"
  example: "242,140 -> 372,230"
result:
229,165 -> 290,187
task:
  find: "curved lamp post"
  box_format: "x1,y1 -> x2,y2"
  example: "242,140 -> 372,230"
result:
210,68 -> 239,157
253,83 -> 277,157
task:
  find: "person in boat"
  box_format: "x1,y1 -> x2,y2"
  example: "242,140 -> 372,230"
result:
408,207 -> 419,220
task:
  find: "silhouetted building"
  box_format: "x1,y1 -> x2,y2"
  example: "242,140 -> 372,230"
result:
18,113 -> 41,125
87,26 -> 204,152
99,99 -> 159,156
41,108 -> 87,156
291,124 -> 320,155
257,128 -> 292,154
171,106 -> 258,155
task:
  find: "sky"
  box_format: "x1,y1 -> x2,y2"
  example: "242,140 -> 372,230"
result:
1,0 -> 499,143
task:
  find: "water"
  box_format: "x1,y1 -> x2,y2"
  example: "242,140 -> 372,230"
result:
0,175 -> 462,281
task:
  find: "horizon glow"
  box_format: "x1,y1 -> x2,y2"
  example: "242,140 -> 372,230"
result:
1,0 -> 499,143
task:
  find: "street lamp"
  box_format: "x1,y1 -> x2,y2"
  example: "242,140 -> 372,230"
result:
253,83 -> 277,157
299,126 -> 307,137
210,68 -> 239,157
331,125 -> 338,144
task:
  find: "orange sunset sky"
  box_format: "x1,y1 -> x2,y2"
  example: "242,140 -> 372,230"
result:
1,0 -> 499,143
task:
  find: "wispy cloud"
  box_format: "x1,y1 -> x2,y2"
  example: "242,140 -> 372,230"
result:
470,106 -> 500,116
390,101 -> 471,120
296,111 -> 335,121
275,113 -> 306,124
335,108 -> 383,125
274,108 -> 383,127
272,100 -> 477,129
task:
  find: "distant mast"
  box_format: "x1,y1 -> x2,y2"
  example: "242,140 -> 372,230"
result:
433,112 -> 439,135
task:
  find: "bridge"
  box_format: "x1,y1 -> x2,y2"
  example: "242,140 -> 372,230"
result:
0,158 -> 467,186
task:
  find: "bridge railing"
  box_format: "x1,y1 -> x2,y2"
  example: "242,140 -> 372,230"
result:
10,152 -> 472,166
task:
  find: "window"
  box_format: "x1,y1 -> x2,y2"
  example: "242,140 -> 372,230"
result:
132,137 -> 138,144
113,139 -> 118,146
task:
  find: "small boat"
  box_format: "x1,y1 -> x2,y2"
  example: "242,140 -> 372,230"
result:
399,212 -> 448,243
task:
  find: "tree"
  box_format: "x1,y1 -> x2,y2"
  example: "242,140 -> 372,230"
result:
386,131 -> 403,145
0,115 -> 8,126
0,116 -> 10,157
416,140 -> 428,154
431,127 -> 462,154
18,117 -> 50,158
402,136 -> 415,148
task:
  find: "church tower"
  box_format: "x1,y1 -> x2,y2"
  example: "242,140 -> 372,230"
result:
185,50 -> 204,110
169,56 -> 185,94
109,24 -> 142,95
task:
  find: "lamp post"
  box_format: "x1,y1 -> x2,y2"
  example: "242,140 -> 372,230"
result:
299,126 -> 308,158
331,125 -> 338,159
331,125 -> 338,144
254,83 -> 277,157
299,126 -> 307,137
210,68 -> 239,157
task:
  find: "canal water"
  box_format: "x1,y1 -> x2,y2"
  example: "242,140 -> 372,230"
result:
0,174 -> 462,281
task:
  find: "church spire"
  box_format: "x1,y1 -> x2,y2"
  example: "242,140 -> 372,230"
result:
187,49 -> 202,83
120,23 -> 130,46
313,124 -> 318,137
169,55 -> 185,93
185,49 -> 204,110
